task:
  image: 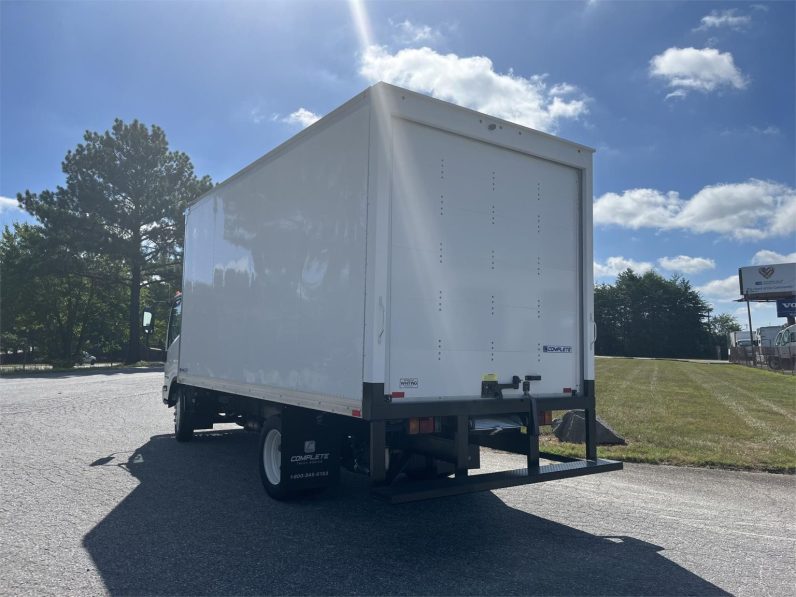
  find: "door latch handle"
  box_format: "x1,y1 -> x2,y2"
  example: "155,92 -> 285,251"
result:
378,296 -> 385,344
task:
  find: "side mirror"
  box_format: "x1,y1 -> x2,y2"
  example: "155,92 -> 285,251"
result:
142,309 -> 154,335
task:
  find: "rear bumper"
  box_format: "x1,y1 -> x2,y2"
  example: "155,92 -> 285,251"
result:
373,456 -> 622,503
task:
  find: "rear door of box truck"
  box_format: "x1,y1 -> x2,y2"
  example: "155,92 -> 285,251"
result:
386,116 -> 584,399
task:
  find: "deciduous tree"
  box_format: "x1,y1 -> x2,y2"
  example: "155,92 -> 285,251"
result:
594,269 -> 714,358
0,224 -> 127,364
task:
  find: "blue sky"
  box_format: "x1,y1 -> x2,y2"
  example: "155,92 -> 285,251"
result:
1,1 -> 794,326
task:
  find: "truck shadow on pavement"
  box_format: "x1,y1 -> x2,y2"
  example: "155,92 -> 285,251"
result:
83,430 -> 728,596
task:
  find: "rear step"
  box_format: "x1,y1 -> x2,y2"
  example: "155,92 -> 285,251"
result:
372,458 -> 622,504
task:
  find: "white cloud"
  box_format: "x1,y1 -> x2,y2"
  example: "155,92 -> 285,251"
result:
769,198 -> 796,238
696,275 -> 741,302
594,256 -> 654,279
550,83 -> 578,96
752,125 -> 780,135
593,179 -> 796,241
649,47 -> 747,96
752,250 -> 796,265
249,106 -> 267,124
0,196 -> 21,214
593,188 -> 684,230
658,255 -> 716,274
250,102 -> 321,128
390,19 -> 443,45
665,89 -> 688,101
359,45 -> 588,132
280,108 -> 321,128
721,125 -> 781,136
679,180 -> 795,239
695,9 -> 752,31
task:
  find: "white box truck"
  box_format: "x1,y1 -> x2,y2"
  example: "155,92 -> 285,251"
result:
756,325 -> 782,349
728,331 -> 753,347
158,83 -> 621,502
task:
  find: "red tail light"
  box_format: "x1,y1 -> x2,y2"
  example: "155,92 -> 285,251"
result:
419,417 -> 435,434
408,417 -> 436,434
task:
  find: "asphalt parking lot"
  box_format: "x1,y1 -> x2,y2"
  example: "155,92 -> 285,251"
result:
1,370 -> 794,596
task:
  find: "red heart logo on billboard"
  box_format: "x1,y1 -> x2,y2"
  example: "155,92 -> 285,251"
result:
758,266 -> 775,279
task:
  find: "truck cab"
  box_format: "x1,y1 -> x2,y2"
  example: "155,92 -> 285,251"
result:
162,294 -> 181,405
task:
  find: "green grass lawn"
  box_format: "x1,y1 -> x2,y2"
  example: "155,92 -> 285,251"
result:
540,358 -> 796,473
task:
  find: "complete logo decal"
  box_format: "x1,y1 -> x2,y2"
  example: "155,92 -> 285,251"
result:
543,345 -> 572,353
290,439 -> 329,464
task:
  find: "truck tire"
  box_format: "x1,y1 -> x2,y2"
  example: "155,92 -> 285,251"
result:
174,387 -> 195,442
258,416 -> 292,500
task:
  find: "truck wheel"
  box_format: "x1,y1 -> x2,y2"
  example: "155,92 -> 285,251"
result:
174,387 -> 195,442
258,416 -> 292,500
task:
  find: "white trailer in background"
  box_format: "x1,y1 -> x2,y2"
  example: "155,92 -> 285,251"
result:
728,331 -> 753,348
159,83 -> 620,502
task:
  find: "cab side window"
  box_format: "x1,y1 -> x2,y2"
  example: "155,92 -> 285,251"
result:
167,298 -> 182,346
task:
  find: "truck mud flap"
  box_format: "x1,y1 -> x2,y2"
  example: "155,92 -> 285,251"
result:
371,457 -> 622,504
280,407 -> 341,492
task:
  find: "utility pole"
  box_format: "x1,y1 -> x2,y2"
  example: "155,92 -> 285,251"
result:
746,299 -> 756,367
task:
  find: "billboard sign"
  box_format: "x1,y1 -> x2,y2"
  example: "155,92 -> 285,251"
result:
777,298 -> 796,318
738,262 -> 796,300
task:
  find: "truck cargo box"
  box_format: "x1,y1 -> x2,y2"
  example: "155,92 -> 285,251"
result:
177,83 -> 595,415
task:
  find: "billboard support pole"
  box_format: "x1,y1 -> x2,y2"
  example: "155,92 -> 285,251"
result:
746,298 -> 756,367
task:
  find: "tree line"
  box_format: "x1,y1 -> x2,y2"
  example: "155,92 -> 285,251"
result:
1,119 -> 741,366
595,270 -> 740,359
1,120 -> 212,365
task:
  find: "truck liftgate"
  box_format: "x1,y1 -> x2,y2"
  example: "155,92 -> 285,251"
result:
363,382 -> 622,504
